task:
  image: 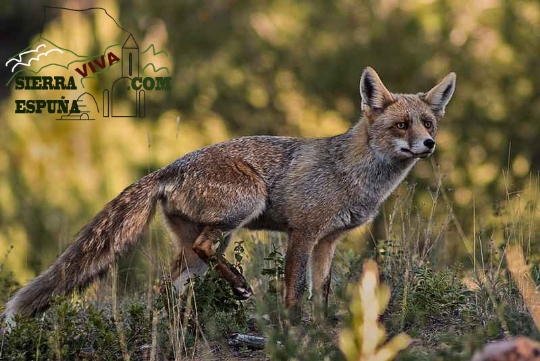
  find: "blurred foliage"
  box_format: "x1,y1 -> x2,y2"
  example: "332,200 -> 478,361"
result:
1,296 -> 152,360
2,153 -> 540,360
1,0 -> 540,284
340,260 -> 411,361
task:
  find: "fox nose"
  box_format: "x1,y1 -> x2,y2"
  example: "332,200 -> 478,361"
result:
424,139 -> 435,149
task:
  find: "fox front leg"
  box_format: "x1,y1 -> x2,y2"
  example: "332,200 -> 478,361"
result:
310,232 -> 342,315
192,227 -> 253,299
285,230 -> 317,322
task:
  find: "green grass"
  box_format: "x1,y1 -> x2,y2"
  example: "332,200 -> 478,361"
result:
2,175 -> 540,360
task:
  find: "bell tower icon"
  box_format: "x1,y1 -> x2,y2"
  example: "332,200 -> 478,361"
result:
122,34 -> 139,78
104,34 -> 145,118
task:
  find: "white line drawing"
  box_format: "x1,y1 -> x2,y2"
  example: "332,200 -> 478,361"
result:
5,44 -> 47,66
10,48 -> 64,72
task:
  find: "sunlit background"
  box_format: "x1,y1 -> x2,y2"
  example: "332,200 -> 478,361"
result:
1,0 -> 539,286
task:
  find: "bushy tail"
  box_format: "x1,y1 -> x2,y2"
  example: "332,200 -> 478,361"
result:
2,171 -> 163,320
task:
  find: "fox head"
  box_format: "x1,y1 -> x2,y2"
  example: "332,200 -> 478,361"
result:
359,67 -> 456,161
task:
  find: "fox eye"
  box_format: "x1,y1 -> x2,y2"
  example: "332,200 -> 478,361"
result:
396,122 -> 409,130
423,120 -> 433,129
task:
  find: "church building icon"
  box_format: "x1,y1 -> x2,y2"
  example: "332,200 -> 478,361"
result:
103,34 -> 145,117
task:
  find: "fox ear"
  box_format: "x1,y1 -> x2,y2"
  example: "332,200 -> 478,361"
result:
360,67 -> 394,112
423,72 -> 456,117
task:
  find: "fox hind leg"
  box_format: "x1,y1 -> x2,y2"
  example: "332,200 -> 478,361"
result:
192,226 -> 253,299
163,159 -> 267,299
162,214 -> 207,292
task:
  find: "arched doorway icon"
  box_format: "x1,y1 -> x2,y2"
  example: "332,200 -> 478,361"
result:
111,77 -> 137,117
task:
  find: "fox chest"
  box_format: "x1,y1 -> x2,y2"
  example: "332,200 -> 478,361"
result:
334,167 -> 415,230
333,194 -> 383,230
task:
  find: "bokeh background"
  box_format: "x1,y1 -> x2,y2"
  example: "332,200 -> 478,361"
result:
1,0 -> 539,285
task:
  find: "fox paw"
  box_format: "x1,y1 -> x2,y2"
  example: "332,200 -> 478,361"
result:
231,282 -> 253,300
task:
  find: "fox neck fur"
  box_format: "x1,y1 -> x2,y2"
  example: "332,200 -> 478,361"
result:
334,119 -> 417,193
327,120 -> 417,225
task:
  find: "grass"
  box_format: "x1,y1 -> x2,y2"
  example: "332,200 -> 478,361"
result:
1,168 -> 540,360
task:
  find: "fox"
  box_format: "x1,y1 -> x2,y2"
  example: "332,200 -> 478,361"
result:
2,67 -> 456,324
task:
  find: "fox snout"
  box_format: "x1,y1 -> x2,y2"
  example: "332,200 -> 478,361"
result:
409,138 -> 436,158
396,136 -> 436,159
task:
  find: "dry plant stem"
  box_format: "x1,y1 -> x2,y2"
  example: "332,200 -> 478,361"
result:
150,310 -> 158,361
176,255 -> 189,357
146,134 -> 154,309
53,324 -> 61,360
429,159 -> 472,259
183,258 -> 211,360
111,263 -> 131,361
147,232 -> 154,312
506,245 -> 540,331
430,159 -> 510,335
35,315 -> 45,360
399,266 -> 410,330
164,275 -> 181,360
0,329 -> 5,359
162,254 -> 186,360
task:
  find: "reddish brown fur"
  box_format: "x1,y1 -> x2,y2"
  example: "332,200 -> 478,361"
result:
3,68 -> 456,323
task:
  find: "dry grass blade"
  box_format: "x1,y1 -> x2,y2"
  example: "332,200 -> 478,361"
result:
506,245 -> 540,331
